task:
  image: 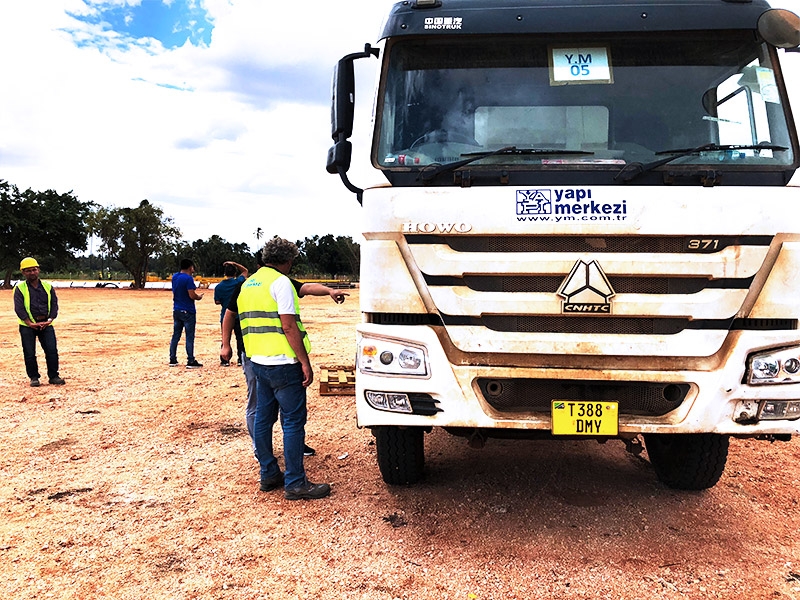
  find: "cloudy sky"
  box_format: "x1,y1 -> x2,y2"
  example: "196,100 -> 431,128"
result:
1,1 -> 798,250
0,0 -> 392,249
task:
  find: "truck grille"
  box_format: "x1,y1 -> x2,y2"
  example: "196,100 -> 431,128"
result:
404,233 -> 778,357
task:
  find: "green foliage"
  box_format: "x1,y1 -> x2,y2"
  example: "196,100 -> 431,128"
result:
297,234 -> 360,279
175,235 -> 256,277
91,200 -> 182,289
249,234 -> 360,279
0,180 -> 94,287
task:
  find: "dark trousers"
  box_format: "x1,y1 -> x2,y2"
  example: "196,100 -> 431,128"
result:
19,325 -> 59,380
232,318 -> 245,363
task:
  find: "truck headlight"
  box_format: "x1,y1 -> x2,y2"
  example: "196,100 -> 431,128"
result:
747,346 -> 800,384
358,337 -> 429,377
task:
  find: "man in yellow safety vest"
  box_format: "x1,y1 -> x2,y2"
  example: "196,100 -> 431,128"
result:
222,238 -> 337,500
13,257 -> 65,387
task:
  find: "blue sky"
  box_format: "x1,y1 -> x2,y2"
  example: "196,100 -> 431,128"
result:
69,1 -> 214,50
0,0 -> 798,250
0,0 -> 391,247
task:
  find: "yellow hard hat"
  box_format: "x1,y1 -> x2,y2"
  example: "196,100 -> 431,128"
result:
20,257 -> 39,270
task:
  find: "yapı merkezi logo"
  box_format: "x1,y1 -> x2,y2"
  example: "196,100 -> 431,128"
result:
516,189 -> 627,222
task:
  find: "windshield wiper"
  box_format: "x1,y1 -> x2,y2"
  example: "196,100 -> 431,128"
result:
614,142 -> 788,183
420,146 -> 595,182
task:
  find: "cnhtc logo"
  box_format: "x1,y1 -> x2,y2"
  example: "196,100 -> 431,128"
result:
557,260 -> 615,313
517,189 -> 552,215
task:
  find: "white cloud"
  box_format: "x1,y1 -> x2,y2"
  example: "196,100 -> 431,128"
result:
0,0 -> 391,247
2,0 -> 798,250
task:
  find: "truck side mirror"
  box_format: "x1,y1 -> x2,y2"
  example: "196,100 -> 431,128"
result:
327,44 -> 380,204
331,58 -> 356,141
326,140 -> 352,174
758,9 -> 800,49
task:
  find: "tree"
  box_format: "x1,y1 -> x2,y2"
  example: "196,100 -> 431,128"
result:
91,200 -> 181,289
185,235 -> 255,276
334,235 -> 360,277
299,234 -> 360,279
0,180 -> 95,288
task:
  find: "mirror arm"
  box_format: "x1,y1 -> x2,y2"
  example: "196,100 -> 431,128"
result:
336,167 -> 365,205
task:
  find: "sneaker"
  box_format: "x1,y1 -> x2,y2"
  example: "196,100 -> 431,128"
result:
259,472 -> 284,492
285,480 -> 331,501
49,377 -> 66,385
186,360 -> 203,369
169,358 -> 179,367
30,378 -> 40,387
220,357 -> 231,367
303,444 -> 316,457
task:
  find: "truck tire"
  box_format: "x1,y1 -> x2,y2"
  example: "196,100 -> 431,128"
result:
374,426 -> 425,485
643,433 -> 729,490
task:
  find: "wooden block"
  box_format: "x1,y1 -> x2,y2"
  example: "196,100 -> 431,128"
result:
319,365 -> 355,396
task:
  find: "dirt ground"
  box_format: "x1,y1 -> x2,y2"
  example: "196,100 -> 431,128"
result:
1,287 -> 800,600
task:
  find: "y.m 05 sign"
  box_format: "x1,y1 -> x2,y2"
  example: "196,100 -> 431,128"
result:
550,46 -> 613,85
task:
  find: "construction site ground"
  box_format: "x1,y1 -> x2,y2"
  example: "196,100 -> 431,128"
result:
1,287 -> 799,599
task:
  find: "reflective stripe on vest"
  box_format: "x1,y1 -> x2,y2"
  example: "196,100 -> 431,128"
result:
16,281 -> 52,327
238,268 -> 310,358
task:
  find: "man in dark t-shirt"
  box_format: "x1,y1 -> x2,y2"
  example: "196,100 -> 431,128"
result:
170,258 -> 204,368
213,261 -> 248,366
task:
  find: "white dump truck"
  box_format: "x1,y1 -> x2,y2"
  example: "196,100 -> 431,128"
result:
327,0 -> 800,489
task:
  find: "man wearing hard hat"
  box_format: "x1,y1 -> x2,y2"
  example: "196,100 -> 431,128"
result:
13,257 -> 65,387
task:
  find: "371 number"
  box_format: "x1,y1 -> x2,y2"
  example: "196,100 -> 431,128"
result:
687,239 -> 720,251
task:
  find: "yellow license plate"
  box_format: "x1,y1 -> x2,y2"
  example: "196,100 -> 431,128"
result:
551,400 -> 619,435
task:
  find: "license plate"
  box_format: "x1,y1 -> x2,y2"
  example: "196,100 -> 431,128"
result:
551,400 -> 619,435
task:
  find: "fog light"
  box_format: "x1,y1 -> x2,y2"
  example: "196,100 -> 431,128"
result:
785,358 -> 800,374
759,400 -> 800,420
365,391 -> 413,413
380,351 -> 394,365
387,393 -> 412,412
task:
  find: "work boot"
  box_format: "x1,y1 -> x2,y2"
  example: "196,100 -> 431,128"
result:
284,481 -> 331,501
259,472 -> 284,492
30,378 -> 40,387
49,377 -> 66,385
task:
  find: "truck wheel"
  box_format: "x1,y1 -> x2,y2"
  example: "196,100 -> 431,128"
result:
643,433 -> 729,490
373,426 -> 425,485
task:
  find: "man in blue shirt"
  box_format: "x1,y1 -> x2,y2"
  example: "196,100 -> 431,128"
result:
214,261 -> 248,366
170,258 -> 204,368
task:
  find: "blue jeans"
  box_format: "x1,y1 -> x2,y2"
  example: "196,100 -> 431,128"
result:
170,310 -> 196,362
243,356 -> 258,458
19,325 -> 59,380
251,361 -> 307,489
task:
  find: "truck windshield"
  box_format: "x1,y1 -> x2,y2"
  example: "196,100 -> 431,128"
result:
375,32 -> 795,178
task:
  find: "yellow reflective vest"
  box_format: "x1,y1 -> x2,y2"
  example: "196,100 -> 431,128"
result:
15,280 -> 53,327
238,267 -> 310,359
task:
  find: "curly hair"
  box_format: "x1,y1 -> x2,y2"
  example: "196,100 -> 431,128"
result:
261,237 -> 299,266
